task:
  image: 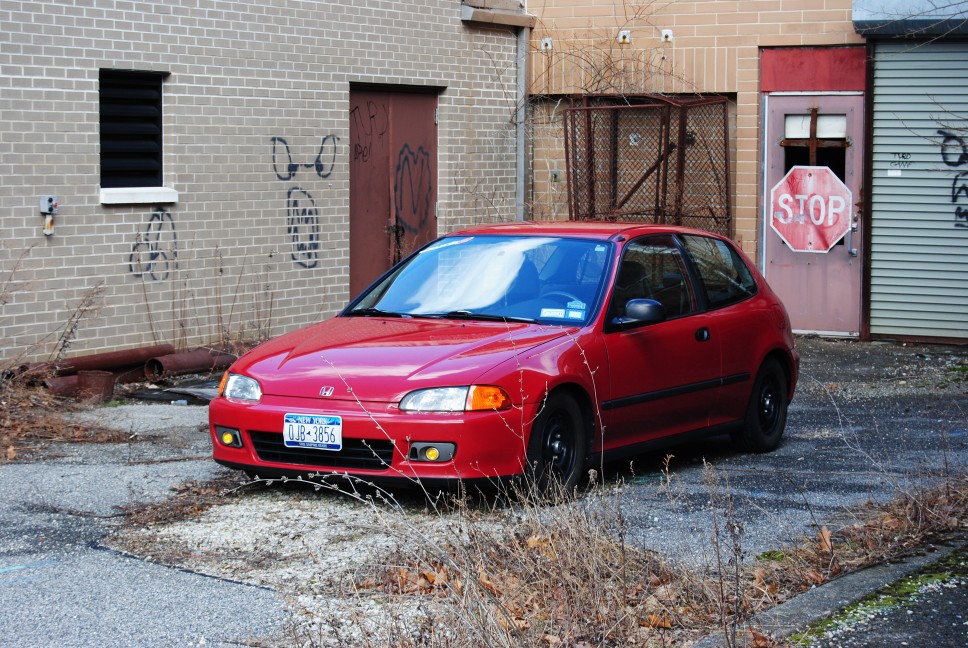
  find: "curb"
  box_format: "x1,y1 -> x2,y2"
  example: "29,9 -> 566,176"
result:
692,539 -> 967,647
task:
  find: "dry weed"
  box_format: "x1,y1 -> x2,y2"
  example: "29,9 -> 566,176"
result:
304,467 -> 968,648
326,479 -> 756,647
753,474 -> 968,602
0,382 -> 128,460
118,473 -> 248,527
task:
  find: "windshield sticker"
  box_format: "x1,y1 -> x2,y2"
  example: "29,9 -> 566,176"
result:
566,310 -> 585,320
540,308 -> 566,318
566,300 -> 586,310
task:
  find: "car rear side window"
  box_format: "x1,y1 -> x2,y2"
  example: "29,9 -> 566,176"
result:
681,235 -> 757,309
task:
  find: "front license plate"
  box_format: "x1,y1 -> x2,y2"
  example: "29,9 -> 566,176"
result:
283,413 -> 342,451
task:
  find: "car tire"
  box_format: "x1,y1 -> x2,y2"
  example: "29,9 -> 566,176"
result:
525,392 -> 587,496
737,358 -> 788,453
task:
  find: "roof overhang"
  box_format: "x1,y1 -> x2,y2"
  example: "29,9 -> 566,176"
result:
853,0 -> 968,37
461,0 -> 536,29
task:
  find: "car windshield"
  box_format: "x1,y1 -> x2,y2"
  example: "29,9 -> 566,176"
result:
348,235 -> 612,325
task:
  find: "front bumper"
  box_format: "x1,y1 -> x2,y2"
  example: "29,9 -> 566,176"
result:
209,394 -> 537,481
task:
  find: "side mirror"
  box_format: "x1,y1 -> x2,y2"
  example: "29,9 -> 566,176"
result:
606,298 -> 666,332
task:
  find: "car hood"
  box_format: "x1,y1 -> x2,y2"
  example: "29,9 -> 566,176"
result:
231,316 -> 574,402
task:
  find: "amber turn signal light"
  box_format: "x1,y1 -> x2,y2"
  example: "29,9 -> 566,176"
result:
466,385 -> 512,411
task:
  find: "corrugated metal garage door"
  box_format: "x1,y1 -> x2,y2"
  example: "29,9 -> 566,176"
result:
869,41 -> 968,339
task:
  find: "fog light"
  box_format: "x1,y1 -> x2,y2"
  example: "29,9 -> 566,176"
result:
408,442 -> 455,462
216,425 -> 243,448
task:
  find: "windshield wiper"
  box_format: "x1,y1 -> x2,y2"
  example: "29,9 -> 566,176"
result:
437,310 -> 537,324
344,307 -> 403,318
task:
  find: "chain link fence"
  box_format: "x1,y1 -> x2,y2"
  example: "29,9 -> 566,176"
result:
564,96 -> 732,236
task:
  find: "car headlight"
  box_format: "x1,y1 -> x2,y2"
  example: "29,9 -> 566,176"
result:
219,372 -> 263,402
400,385 -> 511,412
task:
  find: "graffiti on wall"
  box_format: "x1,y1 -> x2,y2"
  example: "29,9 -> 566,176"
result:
286,188 -> 321,269
271,135 -> 340,268
938,128 -> 968,228
271,135 -> 338,180
350,100 -> 388,163
350,100 -> 390,162
129,206 -> 178,281
394,143 -> 433,234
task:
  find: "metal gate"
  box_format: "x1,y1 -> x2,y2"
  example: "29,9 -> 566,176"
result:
563,96 -> 732,236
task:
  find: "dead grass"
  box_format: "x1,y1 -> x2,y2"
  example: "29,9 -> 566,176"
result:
0,382 -> 129,460
288,467 -> 968,648
118,472 -> 248,527
754,474 -> 968,597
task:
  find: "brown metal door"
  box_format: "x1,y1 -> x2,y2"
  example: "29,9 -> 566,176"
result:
763,94 -> 864,335
349,89 -> 437,298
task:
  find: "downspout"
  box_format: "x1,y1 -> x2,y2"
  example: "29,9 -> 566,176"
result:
515,22 -> 530,221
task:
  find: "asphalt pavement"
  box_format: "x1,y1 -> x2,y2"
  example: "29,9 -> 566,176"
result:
0,336 -> 965,647
0,405 -> 285,647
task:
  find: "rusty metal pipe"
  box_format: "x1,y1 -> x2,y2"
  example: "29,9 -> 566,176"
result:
23,344 -> 176,378
44,374 -> 79,397
44,364 -> 147,397
144,348 -> 237,382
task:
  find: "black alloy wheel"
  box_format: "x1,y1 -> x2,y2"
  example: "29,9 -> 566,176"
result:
738,358 -> 788,453
526,392 -> 586,495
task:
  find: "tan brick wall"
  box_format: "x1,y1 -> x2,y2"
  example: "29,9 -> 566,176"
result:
0,1 -> 520,363
527,0 -> 864,257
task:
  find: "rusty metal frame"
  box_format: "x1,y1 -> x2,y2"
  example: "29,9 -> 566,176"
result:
563,95 -> 733,237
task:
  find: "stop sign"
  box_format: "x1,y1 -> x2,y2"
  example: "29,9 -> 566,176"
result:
770,166 -> 852,253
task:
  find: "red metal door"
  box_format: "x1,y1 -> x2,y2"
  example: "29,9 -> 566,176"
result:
763,94 -> 864,335
349,89 -> 437,298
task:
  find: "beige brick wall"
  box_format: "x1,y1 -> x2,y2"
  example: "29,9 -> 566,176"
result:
527,0 -> 864,256
0,0 -> 521,363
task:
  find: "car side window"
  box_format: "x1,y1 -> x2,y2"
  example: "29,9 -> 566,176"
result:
608,235 -> 695,320
681,235 -> 758,309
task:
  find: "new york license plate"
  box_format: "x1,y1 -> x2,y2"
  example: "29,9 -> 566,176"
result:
283,413 -> 342,451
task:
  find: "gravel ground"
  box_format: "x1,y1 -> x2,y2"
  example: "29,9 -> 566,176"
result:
0,403 -> 286,647
94,337 -> 968,645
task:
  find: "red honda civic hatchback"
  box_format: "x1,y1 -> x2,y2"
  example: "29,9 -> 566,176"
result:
210,222 -> 798,491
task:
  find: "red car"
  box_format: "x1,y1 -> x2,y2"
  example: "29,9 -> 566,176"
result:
210,222 -> 798,491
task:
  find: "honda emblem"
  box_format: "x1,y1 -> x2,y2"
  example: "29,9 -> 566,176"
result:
319,386 -> 335,397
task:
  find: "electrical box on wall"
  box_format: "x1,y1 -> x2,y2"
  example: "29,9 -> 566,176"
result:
39,195 -> 58,236
39,195 -> 58,214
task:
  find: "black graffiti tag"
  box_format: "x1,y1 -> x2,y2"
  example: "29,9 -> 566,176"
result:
938,129 -> 968,228
350,100 -> 388,163
271,135 -> 338,180
287,188 -> 320,269
270,135 -> 338,269
129,207 -> 177,281
394,143 -> 433,234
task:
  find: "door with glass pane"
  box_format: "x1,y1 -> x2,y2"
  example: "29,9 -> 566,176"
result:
763,94 -> 865,335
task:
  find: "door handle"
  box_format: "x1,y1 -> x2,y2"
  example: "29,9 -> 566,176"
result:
846,217 -> 858,257
695,327 -> 710,342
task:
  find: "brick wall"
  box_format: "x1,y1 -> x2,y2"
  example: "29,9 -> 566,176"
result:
0,0 -> 520,363
526,0 -> 864,256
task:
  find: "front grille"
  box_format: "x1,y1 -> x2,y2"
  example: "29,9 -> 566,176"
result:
249,431 -> 396,471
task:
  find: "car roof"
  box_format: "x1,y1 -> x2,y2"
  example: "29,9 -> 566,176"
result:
448,220 -> 717,241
